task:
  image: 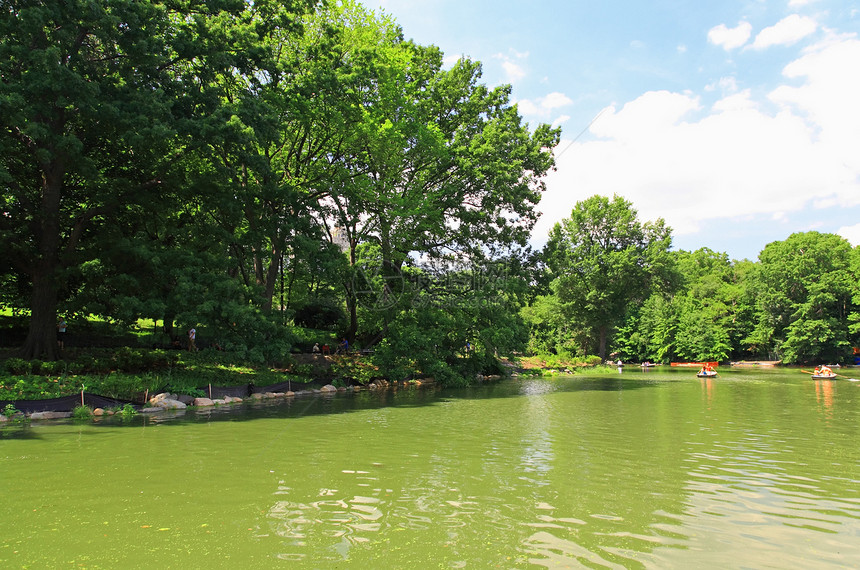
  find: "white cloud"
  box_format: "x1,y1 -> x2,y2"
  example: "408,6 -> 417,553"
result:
769,37 -> 860,174
753,15 -> 818,49
541,92 -> 574,110
501,59 -> 526,82
494,50 -> 529,84
533,36 -> 860,243
708,21 -> 752,50
837,223 -> 860,246
516,92 -> 573,121
589,91 -> 701,141
705,76 -> 740,94
442,54 -> 461,68
551,115 -> 571,129
712,89 -> 757,112
788,0 -> 819,6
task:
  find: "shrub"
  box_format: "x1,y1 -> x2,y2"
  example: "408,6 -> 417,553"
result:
113,347 -> 144,372
330,357 -> 379,385
91,358 -> 113,374
148,349 -> 179,370
93,373 -> 161,400
164,383 -> 205,398
74,354 -> 95,373
4,358 -> 29,375
293,298 -> 346,330
246,347 -> 266,364
283,373 -> 313,385
72,405 -> 93,420
292,362 -> 328,380
40,360 -> 65,376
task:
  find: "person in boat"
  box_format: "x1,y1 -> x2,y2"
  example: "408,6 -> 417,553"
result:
813,366 -> 821,375
820,365 -> 833,376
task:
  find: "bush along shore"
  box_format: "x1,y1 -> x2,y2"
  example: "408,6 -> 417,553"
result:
0,349 -> 487,423
0,334 -> 607,424
0,376 -> 443,424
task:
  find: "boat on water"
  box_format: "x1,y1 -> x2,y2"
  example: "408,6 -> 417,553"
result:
811,366 -> 837,380
730,360 -> 781,367
640,362 -> 657,368
697,370 -> 718,378
672,361 -> 718,368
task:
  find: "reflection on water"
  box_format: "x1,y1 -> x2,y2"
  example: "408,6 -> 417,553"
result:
815,379 -> 835,416
2,368 -> 860,567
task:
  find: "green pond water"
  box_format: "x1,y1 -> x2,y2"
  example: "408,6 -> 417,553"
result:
2,367 -> 860,568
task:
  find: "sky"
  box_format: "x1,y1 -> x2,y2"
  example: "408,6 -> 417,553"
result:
373,0 -> 860,261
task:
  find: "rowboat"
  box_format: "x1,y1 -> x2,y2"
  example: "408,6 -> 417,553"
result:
730,360 -> 781,367
672,361 -> 718,368
640,362 -> 657,368
811,373 -> 837,380
696,370 -> 718,378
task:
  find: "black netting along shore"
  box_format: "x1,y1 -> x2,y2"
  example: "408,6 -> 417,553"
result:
0,377 -> 340,414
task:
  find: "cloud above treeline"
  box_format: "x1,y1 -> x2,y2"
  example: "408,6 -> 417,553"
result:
708,21 -> 752,50
532,33 -> 860,247
752,15 -> 818,49
707,15 -> 819,51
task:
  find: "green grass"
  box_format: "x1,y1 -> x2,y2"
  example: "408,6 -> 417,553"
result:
72,405 -> 93,419
0,347 -> 316,402
515,354 -> 602,371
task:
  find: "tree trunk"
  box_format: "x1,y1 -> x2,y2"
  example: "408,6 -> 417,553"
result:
598,325 -> 608,361
163,312 -> 176,341
344,243 -> 358,343
260,246 -> 281,314
21,271 -> 60,360
20,162 -> 63,360
346,292 -> 358,343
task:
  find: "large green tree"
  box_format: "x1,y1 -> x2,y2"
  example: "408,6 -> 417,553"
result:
669,249 -> 753,361
0,0 -> 282,359
304,2 -> 560,346
180,0 -> 349,318
747,231 -> 857,363
542,194 -> 674,360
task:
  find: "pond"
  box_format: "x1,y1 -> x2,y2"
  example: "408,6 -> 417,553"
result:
2,367 -> 859,568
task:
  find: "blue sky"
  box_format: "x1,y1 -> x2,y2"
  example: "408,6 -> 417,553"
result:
374,0 -> 860,261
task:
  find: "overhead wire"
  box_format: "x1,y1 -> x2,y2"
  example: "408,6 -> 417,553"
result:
554,107 -> 607,160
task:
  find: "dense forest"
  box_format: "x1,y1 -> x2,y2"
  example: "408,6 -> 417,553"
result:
527,195 -> 860,366
2,1 -> 859,389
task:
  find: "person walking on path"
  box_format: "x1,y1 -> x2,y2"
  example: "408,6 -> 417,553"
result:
188,326 -> 197,352
57,317 -> 67,350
